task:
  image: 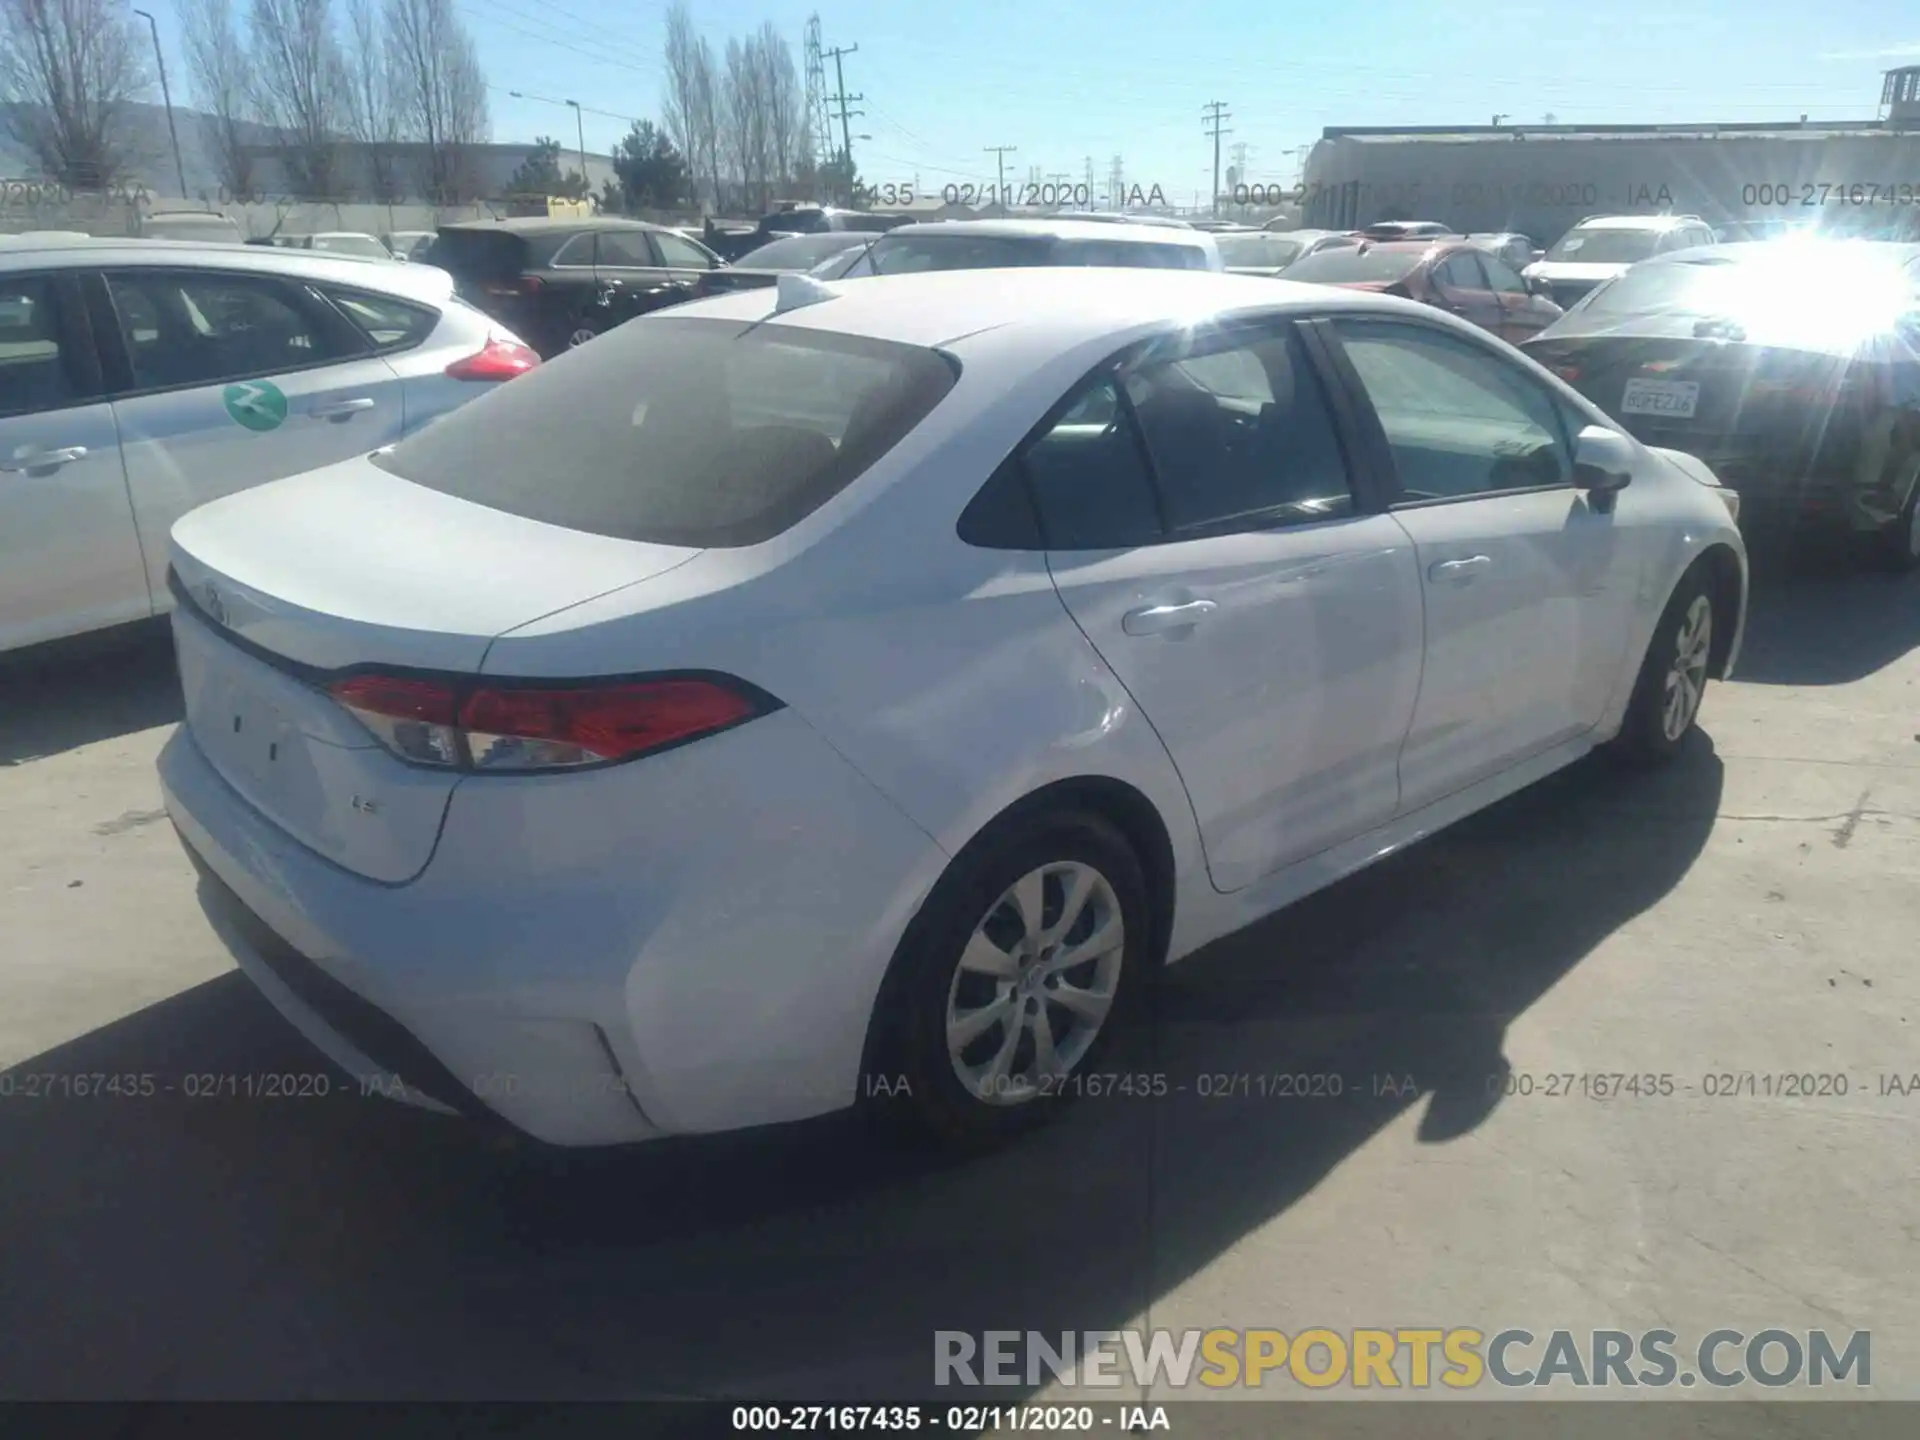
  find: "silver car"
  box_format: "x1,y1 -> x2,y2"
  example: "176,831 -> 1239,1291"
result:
0,235 -> 540,652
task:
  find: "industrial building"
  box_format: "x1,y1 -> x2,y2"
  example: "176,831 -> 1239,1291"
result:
1301,67 -> 1920,244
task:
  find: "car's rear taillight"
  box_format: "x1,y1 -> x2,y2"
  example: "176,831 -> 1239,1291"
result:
445,334 -> 540,380
325,672 -> 775,772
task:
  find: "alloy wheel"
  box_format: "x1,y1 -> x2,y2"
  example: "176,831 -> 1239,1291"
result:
567,326 -> 597,348
1661,595 -> 1713,741
944,861 -> 1125,1106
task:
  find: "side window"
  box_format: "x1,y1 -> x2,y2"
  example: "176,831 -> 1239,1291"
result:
594,231 -> 656,267
1435,253 -> 1488,292
105,270 -> 342,392
1124,324 -> 1354,533
549,234 -> 595,267
0,275 -> 79,417
321,288 -> 437,352
655,232 -> 716,269
1331,318 -> 1574,500
1023,375 -> 1163,549
1481,254 -> 1527,296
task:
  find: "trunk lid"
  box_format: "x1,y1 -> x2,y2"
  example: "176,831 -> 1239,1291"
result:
168,456 -> 701,882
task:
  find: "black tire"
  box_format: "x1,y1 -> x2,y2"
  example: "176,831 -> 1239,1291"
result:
863,808 -> 1152,1150
1611,568 -> 1716,767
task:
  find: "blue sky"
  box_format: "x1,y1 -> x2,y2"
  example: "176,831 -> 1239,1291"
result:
145,0 -> 1920,203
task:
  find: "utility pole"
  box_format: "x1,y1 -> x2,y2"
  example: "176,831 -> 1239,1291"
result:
565,99 -> 587,197
1107,155 -> 1124,209
1202,100 -> 1231,217
1084,156 -> 1094,200
133,9 -> 187,197
1047,169 -> 1071,205
825,43 -> 864,200
984,144 -> 1017,205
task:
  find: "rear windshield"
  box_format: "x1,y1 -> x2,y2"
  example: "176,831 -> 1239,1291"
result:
370,316 -> 959,547
422,229 -> 527,279
1280,246 -> 1421,283
309,234 -> 391,260
1574,249 -> 1920,334
1054,239 -> 1212,270
1216,233 -> 1307,268
1545,228 -> 1662,264
867,234 -> 1053,273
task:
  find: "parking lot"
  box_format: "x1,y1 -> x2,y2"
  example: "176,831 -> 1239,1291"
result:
1,539 -> 1917,1415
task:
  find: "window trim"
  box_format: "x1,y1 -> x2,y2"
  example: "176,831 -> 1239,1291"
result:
652,230 -> 720,271
88,266 -> 371,401
0,270 -> 105,418
591,230 -> 662,270
1315,312 -> 1583,510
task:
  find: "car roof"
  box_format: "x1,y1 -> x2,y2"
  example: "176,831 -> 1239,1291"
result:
308,231 -> 382,240
882,218 -> 1213,245
438,216 -> 660,235
661,266 -> 1428,351
1573,214 -> 1701,231
0,234 -> 455,298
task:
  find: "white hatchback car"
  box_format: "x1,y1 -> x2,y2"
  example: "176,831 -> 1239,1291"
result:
158,268 -> 1747,1149
0,235 -> 539,653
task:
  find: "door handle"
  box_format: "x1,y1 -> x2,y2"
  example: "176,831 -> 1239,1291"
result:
1122,599 -> 1218,636
0,444 -> 87,473
309,397 -> 375,420
1428,555 -> 1492,583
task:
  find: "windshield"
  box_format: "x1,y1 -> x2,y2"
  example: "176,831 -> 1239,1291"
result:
1281,246 -> 1420,283
1216,233 -> 1306,268
1545,228 -> 1663,263
734,233 -> 869,270
370,316 -> 957,547
866,234 -> 1053,273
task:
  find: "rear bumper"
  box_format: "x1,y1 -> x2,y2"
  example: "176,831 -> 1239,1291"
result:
159,704 -> 950,1147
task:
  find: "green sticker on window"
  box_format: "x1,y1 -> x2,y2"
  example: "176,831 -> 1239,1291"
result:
223,379 -> 288,432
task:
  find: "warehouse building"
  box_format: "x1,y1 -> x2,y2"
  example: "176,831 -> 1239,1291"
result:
1301,68 -> 1920,244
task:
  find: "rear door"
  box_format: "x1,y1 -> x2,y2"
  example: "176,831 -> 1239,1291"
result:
1038,317 -> 1425,892
1319,315 -> 1638,811
591,229 -> 699,322
1431,251 -> 1505,336
94,265 -> 409,608
0,268 -> 148,650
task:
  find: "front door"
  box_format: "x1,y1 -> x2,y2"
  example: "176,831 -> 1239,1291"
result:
1480,252 -> 1559,343
97,267 -> 407,606
1430,251 -> 1505,337
0,271 -> 147,650
1321,316 -> 1636,812
1037,320 -> 1425,892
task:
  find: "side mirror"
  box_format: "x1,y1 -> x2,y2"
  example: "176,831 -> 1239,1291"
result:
1527,274 -> 1554,298
1573,424 -> 1634,514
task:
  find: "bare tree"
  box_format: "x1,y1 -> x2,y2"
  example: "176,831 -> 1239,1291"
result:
0,0 -> 151,189
723,34 -> 776,213
661,3 -> 702,207
754,21 -> 800,200
179,0 -> 257,197
247,0 -> 349,197
385,0 -> 489,203
341,0 -> 398,198
690,34 -> 721,213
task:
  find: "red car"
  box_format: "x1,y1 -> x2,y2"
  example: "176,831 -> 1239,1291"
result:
1280,238 -> 1563,343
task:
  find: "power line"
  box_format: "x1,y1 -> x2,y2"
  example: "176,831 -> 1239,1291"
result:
983,144 -> 1017,202
1202,100 -> 1231,216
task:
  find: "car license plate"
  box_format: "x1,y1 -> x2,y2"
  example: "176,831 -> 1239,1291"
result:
1621,378 -> 1700,418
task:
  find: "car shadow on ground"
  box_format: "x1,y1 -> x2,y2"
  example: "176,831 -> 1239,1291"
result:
0,738 -> 1724,1404
1733,531 -> 1920,686
0,620 -> 180,766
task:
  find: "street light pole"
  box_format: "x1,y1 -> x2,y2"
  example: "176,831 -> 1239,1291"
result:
133,9 -> 188,198
565,100 -> 587,198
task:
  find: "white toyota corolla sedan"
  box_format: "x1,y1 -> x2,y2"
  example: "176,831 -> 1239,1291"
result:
158,267 -> 1748,1149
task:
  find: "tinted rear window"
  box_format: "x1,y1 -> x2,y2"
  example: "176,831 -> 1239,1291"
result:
1281,247 -> 1421,284
868,234 -> 1053,273
422,229 -> 528,278
370,316 -> 959,547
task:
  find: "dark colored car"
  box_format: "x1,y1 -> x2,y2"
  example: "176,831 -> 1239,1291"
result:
421,217 -> 725,357
1521,241 -> 1920,569
1215,228 -> 1356,276
696,232 -> 879,293
1356,220 -> 1454,241
1281,239 -> 1562,343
